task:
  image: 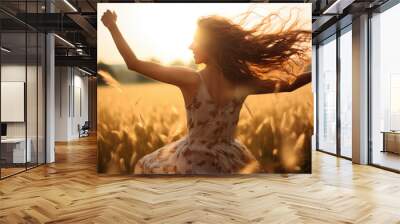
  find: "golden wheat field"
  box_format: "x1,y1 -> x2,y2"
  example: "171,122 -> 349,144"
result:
97,82 -> 313,174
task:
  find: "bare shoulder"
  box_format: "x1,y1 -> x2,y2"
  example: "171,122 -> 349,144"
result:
171,66 -> 200,88
178,69 -> 202,105
173,66 -> 199,78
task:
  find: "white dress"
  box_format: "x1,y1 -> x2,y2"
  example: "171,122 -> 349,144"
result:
134,75 -> 259,174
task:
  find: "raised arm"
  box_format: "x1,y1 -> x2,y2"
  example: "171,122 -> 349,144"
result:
101,10 -> 198,88
243,70 -> 311,95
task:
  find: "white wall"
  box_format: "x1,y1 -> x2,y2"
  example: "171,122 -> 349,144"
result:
1,65 -> 35,138
72,72 -> 89,138
55,66 -> 70,141
54,67 -> 89,141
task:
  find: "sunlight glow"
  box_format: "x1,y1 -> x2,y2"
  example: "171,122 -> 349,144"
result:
98,3 -> 311,65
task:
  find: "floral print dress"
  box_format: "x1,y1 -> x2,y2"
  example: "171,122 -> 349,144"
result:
134,74 -> 259,174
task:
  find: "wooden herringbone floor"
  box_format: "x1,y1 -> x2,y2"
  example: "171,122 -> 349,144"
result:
1,136 -> 400,224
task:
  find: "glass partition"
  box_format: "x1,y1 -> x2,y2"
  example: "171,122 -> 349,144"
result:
1,31 -> 28,177
38,32 -> 45,165
0,1 -> 46,179
27,31 -> 38,169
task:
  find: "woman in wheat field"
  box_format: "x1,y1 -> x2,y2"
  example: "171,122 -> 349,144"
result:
101,9 -> 311,174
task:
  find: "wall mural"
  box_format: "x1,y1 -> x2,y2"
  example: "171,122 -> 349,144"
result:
97,3 -> 313,175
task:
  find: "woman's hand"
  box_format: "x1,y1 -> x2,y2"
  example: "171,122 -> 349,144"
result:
102,8 -> 198,90
101,10 -> 117,29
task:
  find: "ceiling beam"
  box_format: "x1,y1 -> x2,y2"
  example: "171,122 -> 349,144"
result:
55,55 -> 96,71
323,0 -> 356,14
67,13 -> 97,39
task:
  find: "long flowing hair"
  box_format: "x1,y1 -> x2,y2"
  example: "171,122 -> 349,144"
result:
197,6 -> 312,84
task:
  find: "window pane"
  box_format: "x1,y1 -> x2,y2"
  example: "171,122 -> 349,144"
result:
340,28 -> 352,158
318,36 -> 337,154
371,3 -> 400,171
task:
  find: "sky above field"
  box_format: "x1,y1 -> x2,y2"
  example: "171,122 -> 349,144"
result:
97,3 -> 311,65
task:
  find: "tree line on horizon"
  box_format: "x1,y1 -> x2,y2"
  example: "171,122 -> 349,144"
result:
97,58 -> 198,85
